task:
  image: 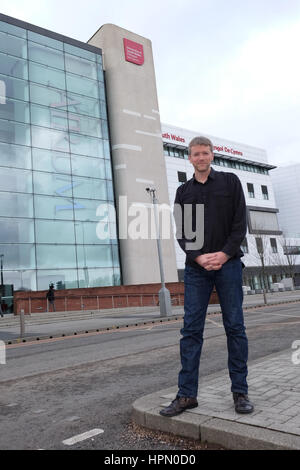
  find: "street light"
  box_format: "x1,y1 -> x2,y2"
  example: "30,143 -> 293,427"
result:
146,187 -> 172,317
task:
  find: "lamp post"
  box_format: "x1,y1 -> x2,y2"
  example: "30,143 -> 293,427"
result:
146,188 -> 172,317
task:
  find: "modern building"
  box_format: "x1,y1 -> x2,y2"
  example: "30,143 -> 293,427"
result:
0,12 -> 299,309
0,14 -> 121,295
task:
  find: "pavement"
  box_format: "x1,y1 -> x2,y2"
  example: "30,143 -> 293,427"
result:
1,289 -> 300,450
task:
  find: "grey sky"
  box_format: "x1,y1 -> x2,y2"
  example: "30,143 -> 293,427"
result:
1,0 -> 300,167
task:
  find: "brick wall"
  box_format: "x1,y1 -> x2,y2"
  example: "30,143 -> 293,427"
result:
14,282 -> 219,315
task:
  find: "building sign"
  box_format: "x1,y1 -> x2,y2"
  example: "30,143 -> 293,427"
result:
162,133 -> 185,143
213,145 -> 243,156
162,132 -> 243,156
123,38 -> 144,65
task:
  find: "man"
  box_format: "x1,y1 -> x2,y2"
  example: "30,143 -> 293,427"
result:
160,136 -> 253,417
46,284 -> 56,312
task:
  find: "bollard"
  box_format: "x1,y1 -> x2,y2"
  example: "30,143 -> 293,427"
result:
0,340 -> 5,365
20,309 -> 25,338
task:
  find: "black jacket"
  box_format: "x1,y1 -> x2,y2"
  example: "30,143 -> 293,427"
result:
174,168 -> 247,269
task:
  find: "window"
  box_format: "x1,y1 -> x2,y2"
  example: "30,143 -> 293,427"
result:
247,183 -> 255,198
261,185 -> 269,200
177,171 -> 187,184
249,210 -> 279,232
270,238 -> 278,253
241,238 -> 249,254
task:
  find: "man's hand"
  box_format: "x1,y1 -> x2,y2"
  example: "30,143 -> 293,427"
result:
195,252 -> 230,271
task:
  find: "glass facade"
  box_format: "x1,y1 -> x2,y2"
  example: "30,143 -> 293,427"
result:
0,18 -> 120,291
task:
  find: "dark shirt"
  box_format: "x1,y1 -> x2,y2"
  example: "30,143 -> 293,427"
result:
174,167 -> 247,269
46,289 -> 55,301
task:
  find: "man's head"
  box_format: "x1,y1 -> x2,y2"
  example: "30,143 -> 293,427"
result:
188,136 -> 214,175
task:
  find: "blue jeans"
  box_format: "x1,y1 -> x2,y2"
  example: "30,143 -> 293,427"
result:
178,258 -> 248,397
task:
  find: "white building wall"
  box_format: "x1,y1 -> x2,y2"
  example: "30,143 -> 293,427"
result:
270,164 -> 300,238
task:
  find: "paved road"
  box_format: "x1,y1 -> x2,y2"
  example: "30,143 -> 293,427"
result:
0,302 -> 299,450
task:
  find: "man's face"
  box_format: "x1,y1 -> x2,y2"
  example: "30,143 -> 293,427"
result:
188,144 -> 214,173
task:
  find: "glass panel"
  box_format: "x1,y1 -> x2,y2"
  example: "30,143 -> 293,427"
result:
113,268 -> 121,285
0,142 -> 31,169
0,31 -> 27,58
37,269 -> 78,290
107,180 -> 114,201
0,52 -> 28,79
68,113 -> 102,138
78,267 -> 114,288
34,194 -> 75,220
67,91 -> 100,118
28,30 -> 63,51
5,270 -> 37,292
69,133 -> 103,158
33,172 -> 73,197
71,155 -> 105,179
76,245 -> 112,268
109,223 -> 118,244
30,83 -> 67,108
103,140 -> 110,159
99,82 -> 105,100
32,148 -> 71,174
31,126 -> 70,152
0,218 -> 34,243
74,198 -> 107,222
0,167 -> 32,193
64,43 -> 96,62
0,73 -> 29,101
35,219 -> 75,244
0,191 -> 33,217
0,244 -> 35,269
29,62 -> 66,90
31,104 -> 68,131
250,211 -> 279,231
36,244 -> 76,269
65,53 -> 97,79
97,64 -> 104,82
0,97 -> 30,123
0,21 -> 27,38
101,120 -> 109,139
112,245 -> 120,267
72,176 -> 107,200
105,159 -> 112,180
75,220 -> 108,245
66,73 -> 99,99
100,100 -> 107,119
0,118 -> 31,146
28,41 -> 64,69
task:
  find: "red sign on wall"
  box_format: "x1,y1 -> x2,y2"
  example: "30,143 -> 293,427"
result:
123,38 -> 144,66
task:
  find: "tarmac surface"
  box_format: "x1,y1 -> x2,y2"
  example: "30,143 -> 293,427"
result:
1,289 -> 300,450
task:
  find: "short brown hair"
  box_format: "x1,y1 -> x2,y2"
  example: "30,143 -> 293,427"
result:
188,136 -> 213,155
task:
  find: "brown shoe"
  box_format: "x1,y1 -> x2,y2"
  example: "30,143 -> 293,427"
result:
159,396 -> 198,417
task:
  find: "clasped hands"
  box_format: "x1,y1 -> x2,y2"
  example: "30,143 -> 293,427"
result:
195,251 -> 229,271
